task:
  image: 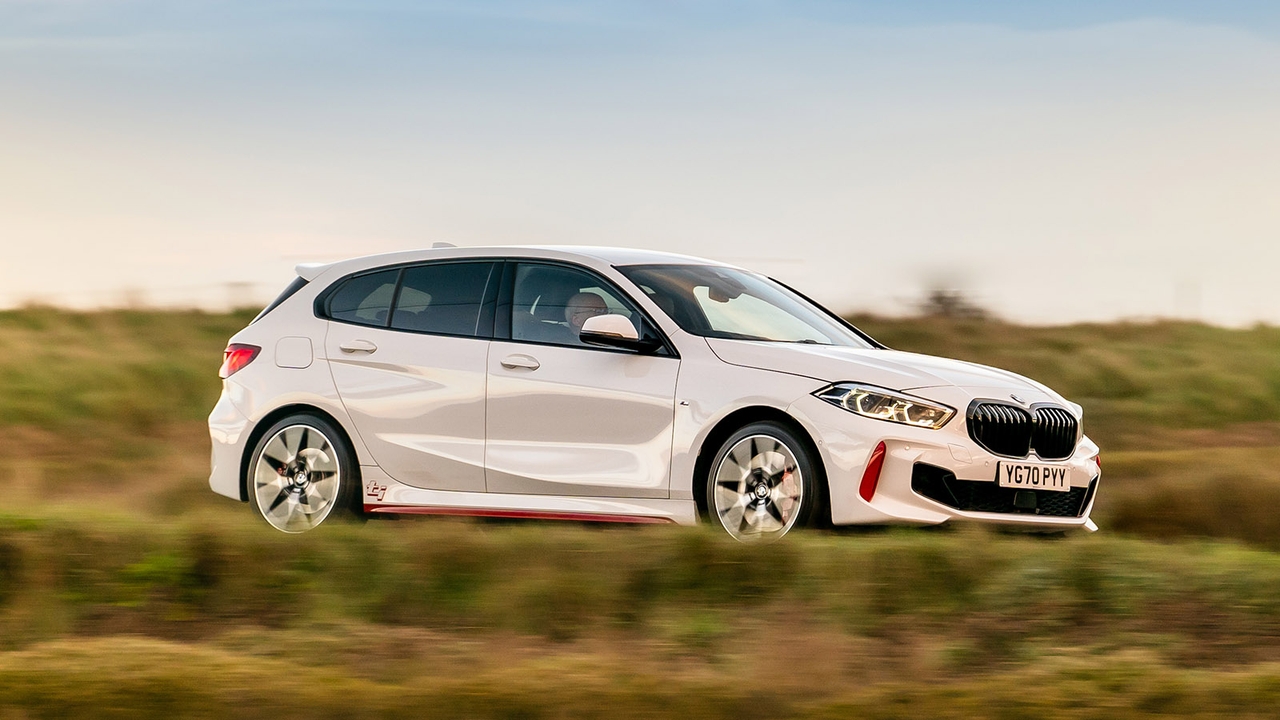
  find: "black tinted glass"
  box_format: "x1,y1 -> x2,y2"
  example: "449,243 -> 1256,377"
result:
391,262 -> 495,337
329,270 -> 399,327
511,264 -> 638,348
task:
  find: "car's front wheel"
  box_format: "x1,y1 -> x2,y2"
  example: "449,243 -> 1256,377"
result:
706,421 -> 825,542
247,413 -> 359,533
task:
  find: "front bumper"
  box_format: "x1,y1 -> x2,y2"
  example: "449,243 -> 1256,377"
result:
788,392 -> 1101,530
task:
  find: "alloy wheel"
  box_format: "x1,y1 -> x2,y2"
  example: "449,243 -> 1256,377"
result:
253,424 -> 342,533
712,434 -> 804,542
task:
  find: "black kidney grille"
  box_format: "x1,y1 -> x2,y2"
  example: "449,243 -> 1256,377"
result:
968,402 -> 1079,460
1031,406 -> 1079,460
968,403 -> 1033,457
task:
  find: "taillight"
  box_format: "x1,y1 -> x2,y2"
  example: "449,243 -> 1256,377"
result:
858,441 -> 887,502
1094,454 -> 1102,469
219,344 -> 261,379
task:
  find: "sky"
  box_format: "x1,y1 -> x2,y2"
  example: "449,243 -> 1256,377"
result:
2,1 -> 1279,324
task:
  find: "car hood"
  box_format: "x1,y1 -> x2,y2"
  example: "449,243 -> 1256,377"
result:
705,338 -> 1060,397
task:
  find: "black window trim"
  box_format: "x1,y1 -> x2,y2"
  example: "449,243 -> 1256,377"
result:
314,259 -> 501,340
498,258 -> 679,358
252,275 -> 309,324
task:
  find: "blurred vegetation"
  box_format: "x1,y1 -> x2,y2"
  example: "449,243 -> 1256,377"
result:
3,307 -> 1280,717
2,517 -> 1280,717
6,307 -> 1279,542
0,306 -> 254,435
5,307 -> 1279,452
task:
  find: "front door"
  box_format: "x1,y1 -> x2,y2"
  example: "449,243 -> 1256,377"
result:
484,262 -> 680,498
325,261 -> 498,492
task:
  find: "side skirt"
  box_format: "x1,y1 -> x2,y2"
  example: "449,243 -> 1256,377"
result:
366,506 -> 676,524
359,466 -> 699,526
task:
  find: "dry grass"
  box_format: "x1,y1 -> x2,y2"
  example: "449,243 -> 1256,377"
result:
7,635 -> 1280,719
4,308 -> 1280,717
5,307 -> 1280,543
1096,447 -> 1280,546
2,518 -> 1280,717
6,516 -> 1280,660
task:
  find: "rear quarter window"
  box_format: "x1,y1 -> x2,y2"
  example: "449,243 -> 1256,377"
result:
327,270 -> 400,327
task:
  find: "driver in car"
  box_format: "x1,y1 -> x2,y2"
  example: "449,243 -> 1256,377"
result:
564,292 -> 608,342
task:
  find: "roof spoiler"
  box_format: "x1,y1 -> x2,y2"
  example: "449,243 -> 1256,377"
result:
294,262 -> 331,281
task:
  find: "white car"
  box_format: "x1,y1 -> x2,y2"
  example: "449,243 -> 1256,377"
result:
209,246 -> 1101,541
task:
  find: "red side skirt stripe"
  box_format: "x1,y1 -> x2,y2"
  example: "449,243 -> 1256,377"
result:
363,505 -> 676,524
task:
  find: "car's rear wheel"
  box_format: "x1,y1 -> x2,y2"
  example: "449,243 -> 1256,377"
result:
706,421 -> 824,543
247,413 -> 359,533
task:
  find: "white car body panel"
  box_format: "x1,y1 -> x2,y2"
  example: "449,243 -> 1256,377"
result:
207,280 -> 370,500
484,340 -> 679,497
209,245 -> 1101,534
669,335 -> 825,503
707,339 -> 1061,394
325,321 -> 489,493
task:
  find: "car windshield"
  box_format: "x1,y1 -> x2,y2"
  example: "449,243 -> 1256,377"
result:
617,264 -> 875,348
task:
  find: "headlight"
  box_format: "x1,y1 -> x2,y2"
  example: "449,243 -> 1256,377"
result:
815,383 -> 955,429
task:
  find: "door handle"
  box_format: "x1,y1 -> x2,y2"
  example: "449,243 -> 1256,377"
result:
339,339 -> 378,354
500,354 -> 540,371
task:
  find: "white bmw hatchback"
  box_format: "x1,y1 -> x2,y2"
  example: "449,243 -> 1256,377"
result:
209,246 -> 1100,541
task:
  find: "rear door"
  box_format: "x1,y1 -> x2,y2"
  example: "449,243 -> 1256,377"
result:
484,261 -> 680,498
325,260 -> 498,492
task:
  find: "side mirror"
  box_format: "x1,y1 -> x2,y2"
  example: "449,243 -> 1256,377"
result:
580,314 -> 657,352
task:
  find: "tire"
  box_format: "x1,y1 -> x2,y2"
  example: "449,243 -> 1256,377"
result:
246,413 -> 360,533
706,421 -> 826,543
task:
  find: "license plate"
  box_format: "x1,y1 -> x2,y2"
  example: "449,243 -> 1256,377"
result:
997,462 -> 1072,492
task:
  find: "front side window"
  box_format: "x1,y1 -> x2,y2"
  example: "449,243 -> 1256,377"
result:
390,262 -> 496,337
511,264 -> 640,348
328,269 -> 399,327
617,264 -> 874,347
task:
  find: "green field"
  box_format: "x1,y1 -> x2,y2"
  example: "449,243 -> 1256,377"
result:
3,307 -> 1280,717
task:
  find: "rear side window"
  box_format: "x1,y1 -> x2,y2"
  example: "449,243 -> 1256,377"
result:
328,270 -> 399,327
391,262 -> 495,337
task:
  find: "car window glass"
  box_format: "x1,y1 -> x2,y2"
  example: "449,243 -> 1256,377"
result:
618,264 -> 872,347
693,286 -> 830,343
511,264 -> 638,348
391,262 -> 494,337
329,270 -> 399,327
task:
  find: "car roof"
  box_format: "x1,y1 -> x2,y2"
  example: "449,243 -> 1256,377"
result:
533,246 -> 728,266
295,245 -> 733,281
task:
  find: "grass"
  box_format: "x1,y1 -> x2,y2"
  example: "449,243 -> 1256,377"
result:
0,519 -> 1266,690
8,636 -> 1280,719
4,307 -> 1280,542
0,307 -> 252,432
4,517 -> 1280,717
4,307 -> 1280,451
5,307 -> 1280,716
